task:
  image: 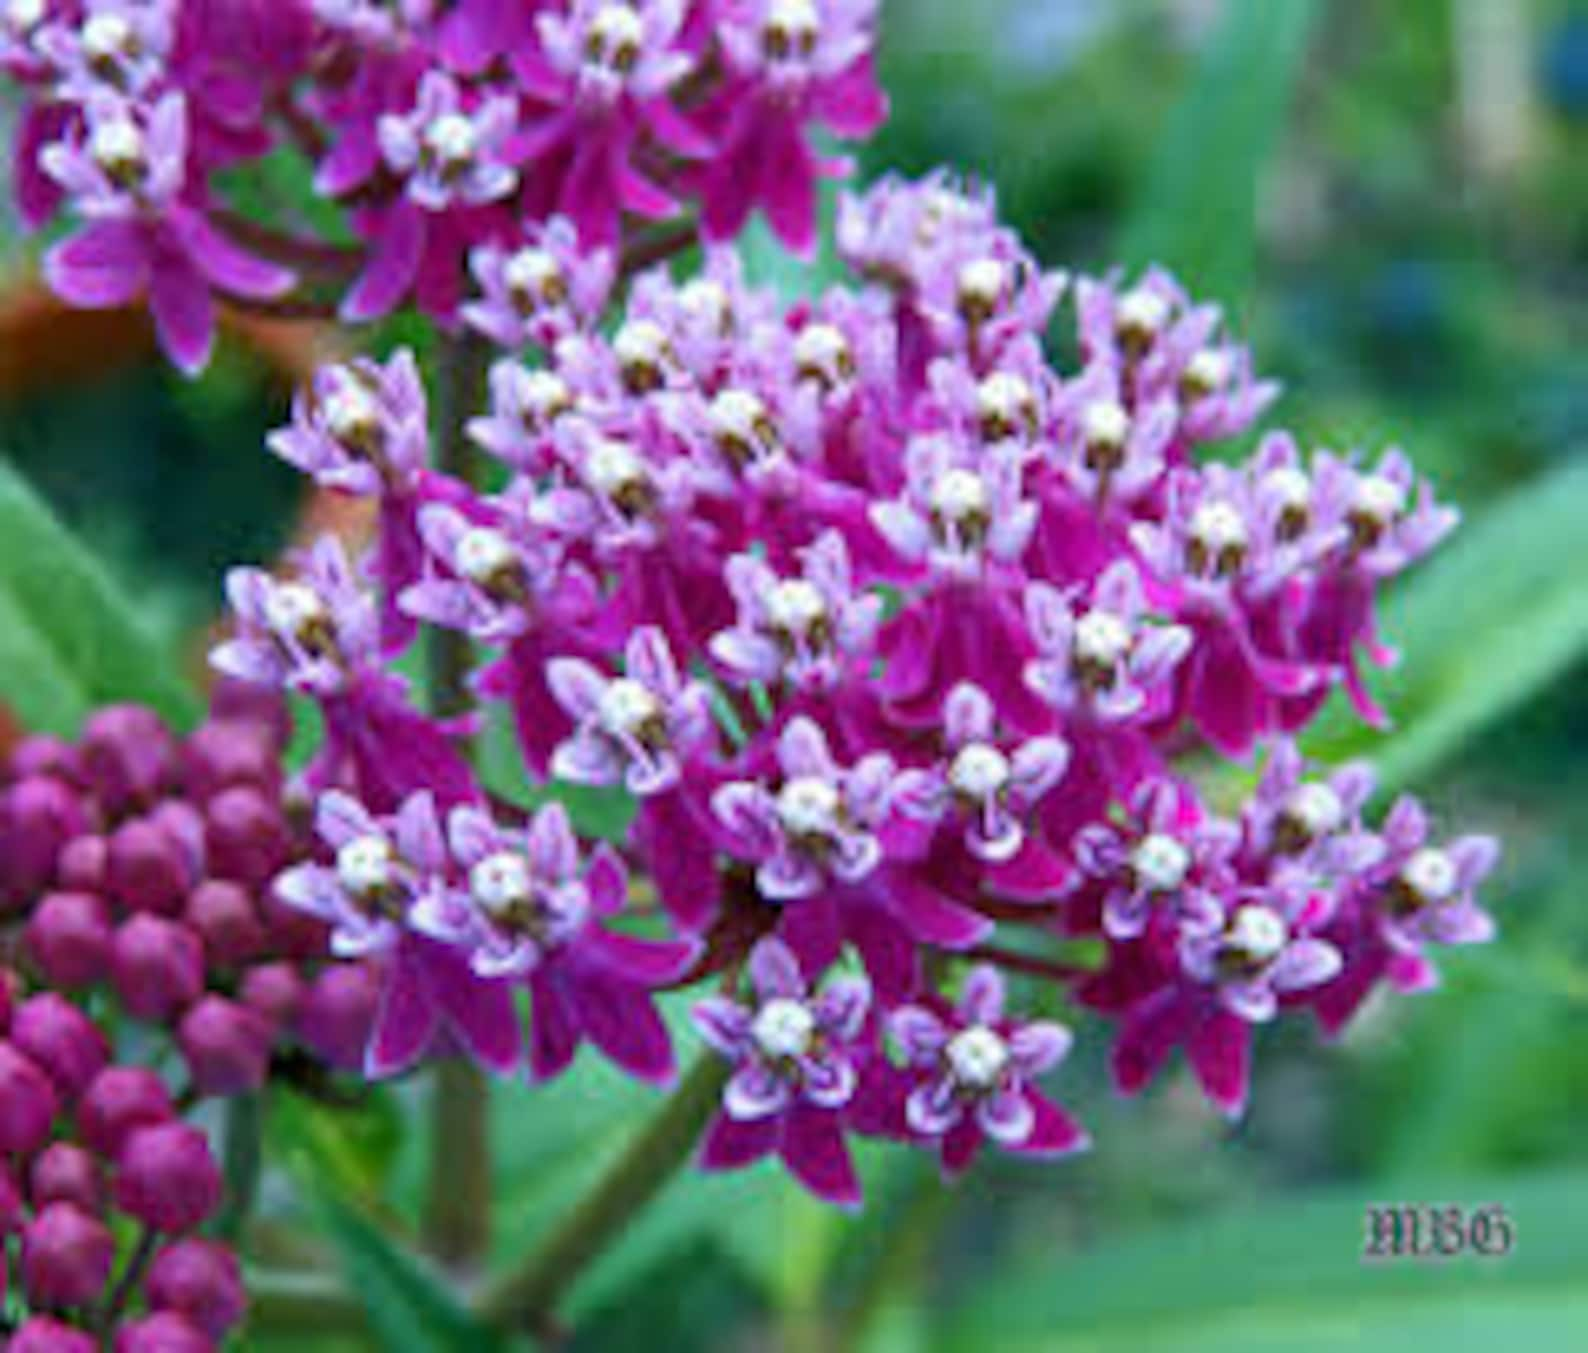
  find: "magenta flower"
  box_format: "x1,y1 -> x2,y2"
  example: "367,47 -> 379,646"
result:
463,215 -> 615,351
1242,740 -> 1383,877
378,71 -> 518,212
889,965 -> 1086,1176
37,1 -> 176,101
1050,362 -> 1177,504
693,936 -> 871,1207
467,360 -> 583,474
1178,899 -> 1342,1024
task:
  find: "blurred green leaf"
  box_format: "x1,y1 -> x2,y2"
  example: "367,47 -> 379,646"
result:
940,1169 -> 1588,1352
1120,0 -> 1320,307
0,462 -> 198,731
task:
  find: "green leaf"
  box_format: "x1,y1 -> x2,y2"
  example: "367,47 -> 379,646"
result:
940,1169 -> 1588,1353
1119,0 -> 1321,308
0,462 -> 198,732
315,1190 -> 510,1353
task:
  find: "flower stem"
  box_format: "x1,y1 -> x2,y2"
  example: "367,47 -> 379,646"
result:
422,333 -> 493,1269
476,1052 -> 729,1336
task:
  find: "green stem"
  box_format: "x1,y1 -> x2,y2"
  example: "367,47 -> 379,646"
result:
476,1052 -> 729,1335
422,332 -> 493,1269
247,1268 -> 370,1336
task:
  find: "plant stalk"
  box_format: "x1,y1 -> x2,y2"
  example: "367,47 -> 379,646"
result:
476,1052 -> 729,1335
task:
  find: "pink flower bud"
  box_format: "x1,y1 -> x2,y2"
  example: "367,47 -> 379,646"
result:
258,892 -> 329,961
22,1202 -> 115,1308
57,835 -> 109,893
0,1042 -> 59,1155
178,996 -> 272,1096
239,961 -> 304,1032
11,993 -> 110,1102
181,719 -> 282,802
10,1317 -> 98,1352
204,786 -> 290,887
76,1067 -> 174,1158
146,1239 -> 246,1339
297,963 -> 380,1071
184,879 -> 265,967
112,915 -> 204,1022
1,776 -> 89,905
146,800 -> 208,879
114,1123 -> 223,1233
31,1143 -> 105,1214
115,1312 -> 215,1353
0,965 -> 13,1031
8,734 -> 82,784
81,705 -> 176,813
25,892 -> 114,990
0,1164 -> 22,1232
107,819 -> 193,915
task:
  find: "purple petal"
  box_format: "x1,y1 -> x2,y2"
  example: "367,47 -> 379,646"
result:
976,1087 -> 1035,1146
366,945 -> 440,1078
814,976 -> 871,1041
779,1103 -> 861,1208
905,1077 -> 961,1137
1008,1021 -> 1073,1076
1270,939 -> 1343,992
888,1006 -> 948,1064
691,998 -> 752,1057
44,221 -> 149,307
725,1062 -> 792,1121
1186,1008 -> 1251,1120
748,936 -> 806,1001
958,964 -> 1006,1025
700,1111 -> 778,1171
149,256 -> 215,375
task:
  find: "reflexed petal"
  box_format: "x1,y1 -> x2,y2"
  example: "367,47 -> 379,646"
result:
724,1062 -> 791,1121
1271,938 -> 1342,992
1008,1021 -> 1073,1076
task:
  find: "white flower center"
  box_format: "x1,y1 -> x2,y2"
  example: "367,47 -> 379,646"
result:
1082,399 -> 1130,449
1073,608 -> 1133,667
751,997 -> 816,1060
766,578 -> 826,634
597,677 -> 661,737
1132,833 -> 1191,892
794,323 -> 850,378
1284,782 -> 1344,838
89,118 -> 145,173
456,526 -> 517,585
1402,847 -> 1456,902
710,388 -> 770,442
503,247 -> 562,298
777,776 -> 841,836
82,11 -> 133,58
1227,905 -> 1288,962
765,0 -> 818,49
930,467 -> 990,522
425,112 -> 478,166
1116,286 -> 1169,340
957,257 -> 1009,311
613,319 -> 669,371
946,1025 -> 1009,1089
586,437 -> 646,495
978,371 -> 1033,425
263,582 -> 330,642
1263,466 -> 1312,513
1189,500 -> 1249,556
589,3 -> 644,62
1352,474 -> 1406,526
678,277 -> 729,327
7,0 -> 45,33
520,369 -> 572,419
949,742 -> 1010,799
1183,348 -> 1232,393
336,835 -> 394,897
470,851 -> 532,916
322,380 -> 381,445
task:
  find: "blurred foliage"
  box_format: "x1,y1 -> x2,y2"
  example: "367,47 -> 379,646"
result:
4,0 -> 1588,1349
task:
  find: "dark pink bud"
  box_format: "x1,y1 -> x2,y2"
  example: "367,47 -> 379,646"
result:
31,1143 -> 105,1213
0,1041 -> 59,1154
0,1163 -> 22,1231
25,892 -> 114,990
22,1202 -> 115,1308
10,1316 -> 98,1352
184,879 -> 265,967
259,892 -> 329,961
208,677 -> 291,751
107,819 -> 192,915
298,963 -> 381,1071
240,961 -> 304,1032
146,800 -> 208,878
146,1239 -> 246,1339
114,1123 -> 223,1233
204,786 -> 290,888
8,734 -> 82,784
76,1067 -> 174,1157
178,996 -> 272,1096
81,704 -> 175,813
1,776 -> 89,905
11,993 -> 110,1102
181,719 -> 282,802
0,964 -> 14,1030
115,1312 -> 215,1353
57,835 -> 109,893
112,915 -> 204,1022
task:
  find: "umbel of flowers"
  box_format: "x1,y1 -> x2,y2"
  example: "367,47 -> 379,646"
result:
204,166 -> 1500,1207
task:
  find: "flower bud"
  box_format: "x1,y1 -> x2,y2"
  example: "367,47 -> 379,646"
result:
146,800 -> 208,878
239,961 -> 304,1032
57,834 -> 109,893
297,963 -> 380,1071
178,996 -> 272,1096
1,775 -> 89,904
147,1239 -> 246,1339
25,892 -> 114,990
184,879 -> 265,967
112,915 -> 204,1022
11,993 -> 110,1102
81,705 -> 175,813
259,891 -> 329,961
181,719 -> 282,802
0,1164 -> 23,1232
77,1067 -> 174,1158
10,1317 -> 98,1352
204,786 -> 290,887
107,818 -> 193,915
0,1042 -> 59,1155
31,1143 -> 105,1213
115,1312 -> 215,1353
114,1123 -> 222,1233
208,676 -> 291,751
8,734 -> 82,784
21,1202 -> 115,1308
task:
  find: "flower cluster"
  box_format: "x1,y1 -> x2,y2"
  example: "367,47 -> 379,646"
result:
5,0 -> 887,371
207,170 -> 1500,1207
0,965 -> 242,1349
0,692 -> 380,1089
